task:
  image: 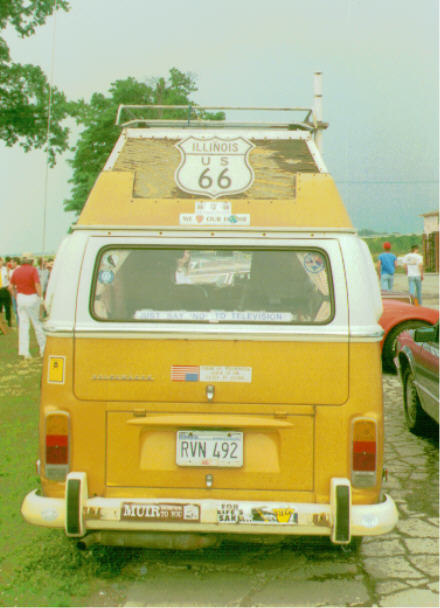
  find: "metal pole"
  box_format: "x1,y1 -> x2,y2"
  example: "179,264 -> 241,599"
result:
313,72 -> 323,152
41,0 -> 59,261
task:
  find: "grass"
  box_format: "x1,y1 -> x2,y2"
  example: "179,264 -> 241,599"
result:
0,322 -> 134,607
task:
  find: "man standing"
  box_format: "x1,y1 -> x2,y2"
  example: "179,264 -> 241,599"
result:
403,244 -> 424,305
8,253 -> 46,358
377,241 -> 397,291
0,257 -> 12,327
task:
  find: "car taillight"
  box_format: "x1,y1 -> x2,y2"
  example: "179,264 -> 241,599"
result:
351,418 -> 377,487
45,411 -> 70,480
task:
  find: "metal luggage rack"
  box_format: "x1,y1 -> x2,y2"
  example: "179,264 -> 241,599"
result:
115,104 -> 328,135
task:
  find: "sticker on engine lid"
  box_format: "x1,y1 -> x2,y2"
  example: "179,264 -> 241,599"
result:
171,365 -> 252,383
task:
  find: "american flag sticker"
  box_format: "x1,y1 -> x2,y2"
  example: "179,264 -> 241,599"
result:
171,365 -> 200,382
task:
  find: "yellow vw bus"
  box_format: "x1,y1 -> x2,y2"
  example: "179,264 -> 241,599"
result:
21,101 -> 398,549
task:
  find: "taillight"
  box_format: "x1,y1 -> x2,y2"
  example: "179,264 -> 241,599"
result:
351,418 -> 377,487
45,411 -> 70,480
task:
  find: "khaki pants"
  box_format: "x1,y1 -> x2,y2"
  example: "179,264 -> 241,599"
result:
16,293 -> 46,357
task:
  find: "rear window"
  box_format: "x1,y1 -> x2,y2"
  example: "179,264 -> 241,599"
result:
91,247 -> 334,325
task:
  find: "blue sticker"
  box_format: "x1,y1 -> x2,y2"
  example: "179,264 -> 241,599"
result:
304,253 -> 324,274
98,269 -> 114,284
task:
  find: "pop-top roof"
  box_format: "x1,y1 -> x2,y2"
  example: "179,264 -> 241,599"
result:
76,107 -> 353,230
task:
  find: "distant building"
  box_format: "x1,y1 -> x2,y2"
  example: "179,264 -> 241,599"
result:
421,211 -> 439,272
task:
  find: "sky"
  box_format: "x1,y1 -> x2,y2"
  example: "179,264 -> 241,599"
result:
0,0 -> 438,255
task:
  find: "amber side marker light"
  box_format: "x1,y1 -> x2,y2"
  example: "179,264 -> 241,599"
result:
45,411 -> 70,480
351,418 -> 377,487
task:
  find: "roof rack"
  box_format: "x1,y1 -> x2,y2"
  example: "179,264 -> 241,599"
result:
114,73 -> 328,149
115,105 -> 327,131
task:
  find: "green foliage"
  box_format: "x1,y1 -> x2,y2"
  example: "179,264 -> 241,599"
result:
0,1 -> 69,38
0,0 -> 70,164
64,69 -> 224,214
362,233 -> 423,260
358,228 -> 381,236
0,62 -> 69,165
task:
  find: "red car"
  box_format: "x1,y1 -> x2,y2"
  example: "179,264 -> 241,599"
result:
395,323 -> 439,435
379,299 -> 439,371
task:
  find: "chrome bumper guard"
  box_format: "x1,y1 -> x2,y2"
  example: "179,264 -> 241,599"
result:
22,473 -> 398,545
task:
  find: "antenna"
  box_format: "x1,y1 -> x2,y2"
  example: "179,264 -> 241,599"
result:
313,72 -> 323,152
41,0 -> 59,260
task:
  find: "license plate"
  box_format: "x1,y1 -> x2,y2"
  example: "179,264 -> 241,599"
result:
176,430 -> 243,467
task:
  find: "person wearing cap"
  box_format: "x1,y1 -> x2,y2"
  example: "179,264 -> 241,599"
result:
377,241 -> 397,291
8,253 -> 46,358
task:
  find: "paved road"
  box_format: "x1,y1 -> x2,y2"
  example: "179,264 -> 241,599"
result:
390,272 -> 438,309
86,374 -> 439,608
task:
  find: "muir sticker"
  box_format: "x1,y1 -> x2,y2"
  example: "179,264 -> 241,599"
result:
175,136 -> 255,198
121,502 -> 200,523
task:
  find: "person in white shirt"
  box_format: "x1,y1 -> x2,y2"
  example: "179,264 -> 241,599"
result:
403,244 -> 424,305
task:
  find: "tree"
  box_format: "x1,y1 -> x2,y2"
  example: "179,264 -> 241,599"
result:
65,69 -> 224,214
0,0 -> 70,165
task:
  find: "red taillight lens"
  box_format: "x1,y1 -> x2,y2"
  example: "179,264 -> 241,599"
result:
45,411 -> 70,479
353,440 -> 376,471
46,434 -> 68,464
352,418 -> 377,487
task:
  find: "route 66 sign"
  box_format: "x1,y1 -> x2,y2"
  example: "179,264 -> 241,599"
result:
175,136 -> 255,198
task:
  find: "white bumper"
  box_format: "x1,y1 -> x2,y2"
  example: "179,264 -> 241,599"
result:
22,474 -> 398,545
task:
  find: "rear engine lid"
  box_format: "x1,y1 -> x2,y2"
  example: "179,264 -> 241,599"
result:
105,410 -> 315,492
74,336 -> 348,405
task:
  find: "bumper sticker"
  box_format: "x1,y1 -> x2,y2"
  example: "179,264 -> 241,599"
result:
216,505 -> 299,525
252,507 -> 298,524
121,503 -> 200,523
272,508 -> 299,524
79,500 -> 332,528
83,506 -> 102,521
313,513 -> 331,527
217,503 -> 244,523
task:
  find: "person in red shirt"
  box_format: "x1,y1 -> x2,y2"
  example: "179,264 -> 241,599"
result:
9,254 -> 46,359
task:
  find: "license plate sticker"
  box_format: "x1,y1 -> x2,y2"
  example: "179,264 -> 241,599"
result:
176,430 -> 243,467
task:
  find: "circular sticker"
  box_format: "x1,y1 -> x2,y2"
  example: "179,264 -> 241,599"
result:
304,253 -> 325,273
98,269 -> 115,284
